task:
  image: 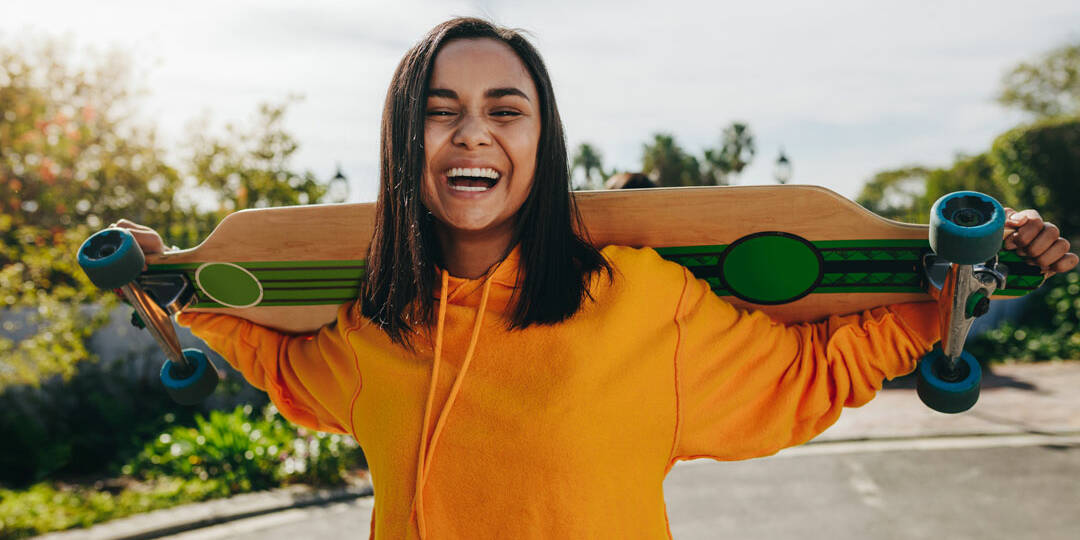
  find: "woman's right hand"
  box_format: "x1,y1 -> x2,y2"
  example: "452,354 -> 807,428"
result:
108,219 -> 170,256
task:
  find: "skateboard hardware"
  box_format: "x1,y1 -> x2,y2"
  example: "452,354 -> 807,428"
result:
922,255 -> 1007,380
118,281 -> 190,372
78,228 -> 221,405
915,191 -> 1009,413
122,273 -> 197,366
137,273 -> 197,316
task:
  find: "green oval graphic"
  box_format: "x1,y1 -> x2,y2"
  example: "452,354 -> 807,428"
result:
196,263 -> 263,308
721,233 -> 822,304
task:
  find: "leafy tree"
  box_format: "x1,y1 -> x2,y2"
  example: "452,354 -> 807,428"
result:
0,40 -> 192,235
997,42 -> 1080,119
970,270 -> 1080,362
855,166 -> 933,223
860,42 -> 1080,231
185,98 -> 328,223
640,123 -> 756,188
641,133 -> 701,187
856,154 -> 1016,225
0,219 -> 115,390
989,116 -> 1080,241
703,122 -> 756,185
0,39 -> 331,390
0,39 -> 183,388
571,142 -> 606,190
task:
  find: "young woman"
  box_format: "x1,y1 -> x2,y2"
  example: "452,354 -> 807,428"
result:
116,17 -> 1077,539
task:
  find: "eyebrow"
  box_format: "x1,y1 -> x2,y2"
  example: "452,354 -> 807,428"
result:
427,87 -> 530,101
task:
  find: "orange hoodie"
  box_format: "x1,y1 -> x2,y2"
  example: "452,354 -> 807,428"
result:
176,245 -> 940,539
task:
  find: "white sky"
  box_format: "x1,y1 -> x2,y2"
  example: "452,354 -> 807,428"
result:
3,0 -> 1078,202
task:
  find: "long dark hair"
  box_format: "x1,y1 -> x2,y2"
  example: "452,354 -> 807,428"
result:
361,17 -> 611,347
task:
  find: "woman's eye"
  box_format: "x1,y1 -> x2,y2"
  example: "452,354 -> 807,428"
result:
426,110 -> 454,116
492,110 -> 521,117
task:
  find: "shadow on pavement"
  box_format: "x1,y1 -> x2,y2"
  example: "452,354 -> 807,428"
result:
883,362 -> 1041,392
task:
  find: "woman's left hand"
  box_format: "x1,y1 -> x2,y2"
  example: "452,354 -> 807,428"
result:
1002,208 -> 1079,276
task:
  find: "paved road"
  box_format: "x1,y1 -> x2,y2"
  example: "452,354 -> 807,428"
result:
164,435 -> 1080,540
665,436 -> 1080,540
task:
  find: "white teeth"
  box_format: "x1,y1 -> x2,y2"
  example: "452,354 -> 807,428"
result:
449,184 -> 491,192
446,167 -> 500,179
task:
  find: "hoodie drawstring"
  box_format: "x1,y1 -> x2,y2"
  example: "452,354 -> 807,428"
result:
409,269 -> 495,538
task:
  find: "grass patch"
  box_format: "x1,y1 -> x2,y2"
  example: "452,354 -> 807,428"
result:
0,476 -> 227,539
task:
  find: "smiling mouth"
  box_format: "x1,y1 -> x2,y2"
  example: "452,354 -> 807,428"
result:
446,167 -> 501,192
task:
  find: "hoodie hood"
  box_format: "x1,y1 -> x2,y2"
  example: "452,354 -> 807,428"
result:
432,245 -> 521,312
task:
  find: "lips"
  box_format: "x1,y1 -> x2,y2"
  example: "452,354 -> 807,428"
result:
445,166 -> 502,192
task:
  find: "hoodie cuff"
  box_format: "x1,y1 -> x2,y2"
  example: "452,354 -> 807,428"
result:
887,301 -> 941,351
175,311 -> 208,328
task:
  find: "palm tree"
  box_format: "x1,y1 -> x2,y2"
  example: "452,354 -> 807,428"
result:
571,143 -> 606,190
641,133 -> 701,187
703,122 -> 756,185
721,122 -> 755,174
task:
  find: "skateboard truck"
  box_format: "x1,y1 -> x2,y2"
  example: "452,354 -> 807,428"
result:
119,273 -> 195,368
923,255 -> 1008,376
78,229 -> 221,405
915,192 -> 1009,414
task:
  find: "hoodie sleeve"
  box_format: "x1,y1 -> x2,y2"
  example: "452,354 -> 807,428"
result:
671,265 -> 941,461
175,302 -> 362,435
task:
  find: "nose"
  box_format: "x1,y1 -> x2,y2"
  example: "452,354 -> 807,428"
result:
451,112 -> 492,149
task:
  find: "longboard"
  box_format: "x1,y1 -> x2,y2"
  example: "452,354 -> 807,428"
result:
140,185 -> 1043,333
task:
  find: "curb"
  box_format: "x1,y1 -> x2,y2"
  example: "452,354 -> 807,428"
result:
787,430 -> 1080,456
35,480 -> 373,540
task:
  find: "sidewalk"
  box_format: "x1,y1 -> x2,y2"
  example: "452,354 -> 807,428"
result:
37,361 -> 1080,540
819,360 -> 1080,442
35,482 -> 374,540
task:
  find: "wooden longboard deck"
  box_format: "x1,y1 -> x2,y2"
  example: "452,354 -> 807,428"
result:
146,185 -> 1044,333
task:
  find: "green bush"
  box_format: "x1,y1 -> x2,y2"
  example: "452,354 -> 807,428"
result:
0,358 -> 205,488
989,116 -> 1080,240
0,403 -> 366,539
123,403 -> 364,492
970,270 -> 1080,361
0,477 -> 225,540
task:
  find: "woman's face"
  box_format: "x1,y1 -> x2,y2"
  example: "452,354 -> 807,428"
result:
421,38 -> 541,243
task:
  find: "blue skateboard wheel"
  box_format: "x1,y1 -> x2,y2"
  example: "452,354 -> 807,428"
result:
929,191 -> 1005,265
78,228 -> 145,290
916,345 -> 981,414
160,348 -> 220,405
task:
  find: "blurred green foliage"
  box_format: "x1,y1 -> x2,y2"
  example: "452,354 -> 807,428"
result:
640,123 -> 756,187
859,40 -> 1080,240
970,271 -> 1080,361
701,122 -> 756,184
856,153 -> 1019,227
0,40 -> 185,232
124,403 -> 364,492
997,42 -> 1080,119
187,98 -> 329,215
581,121 -> 757,189
0,403 -> 364,539
571,142 -> 606,190
0,476 -> 225,540
989,116 -> 1080,240
641,133 -> 704,187
857,118 -> 1080,242
0,220 -> 115,388
0,356 -> 207,487
0,38 -> 331,389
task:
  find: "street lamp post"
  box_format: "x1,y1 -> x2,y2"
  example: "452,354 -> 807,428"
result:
774,149 -> 792,185
328,163 -> 349,203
